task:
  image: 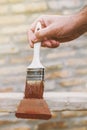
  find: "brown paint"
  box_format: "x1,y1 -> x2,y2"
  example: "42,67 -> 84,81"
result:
15,99 -> 51,120
24,81 -> 44,99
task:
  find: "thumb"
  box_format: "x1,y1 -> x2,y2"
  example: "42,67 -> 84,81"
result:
35,25 -> 54,41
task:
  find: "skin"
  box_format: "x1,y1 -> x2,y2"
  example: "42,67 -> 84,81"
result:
28,6 -> 87,48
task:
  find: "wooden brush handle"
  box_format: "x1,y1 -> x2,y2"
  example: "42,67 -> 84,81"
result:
28,22 -> 44,68
33,22 -> 41,65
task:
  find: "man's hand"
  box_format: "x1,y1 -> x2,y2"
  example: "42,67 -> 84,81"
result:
28,6 -> 87,48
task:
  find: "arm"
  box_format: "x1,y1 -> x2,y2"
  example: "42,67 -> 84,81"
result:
28,6 -> 87,48
79,5 -> 87,25
76,6 -> 87,34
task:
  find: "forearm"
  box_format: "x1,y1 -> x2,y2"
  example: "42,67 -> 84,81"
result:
77,6 -> 87,33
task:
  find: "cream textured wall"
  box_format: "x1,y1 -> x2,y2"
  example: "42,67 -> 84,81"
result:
0,0 -> 87,130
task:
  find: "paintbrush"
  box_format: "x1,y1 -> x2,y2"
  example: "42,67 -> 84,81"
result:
24,22 -> 44,99
15,22 -> 51,120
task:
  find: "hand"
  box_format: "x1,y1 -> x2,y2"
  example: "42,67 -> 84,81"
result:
28,13 -> 87,48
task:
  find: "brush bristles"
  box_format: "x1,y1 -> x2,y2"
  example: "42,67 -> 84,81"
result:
24,80 -> 44,99
25,68 -> 44,98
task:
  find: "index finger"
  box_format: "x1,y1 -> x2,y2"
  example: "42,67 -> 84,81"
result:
30,16 -> 45,32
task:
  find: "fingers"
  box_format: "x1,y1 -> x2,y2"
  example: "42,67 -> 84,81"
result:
28,28 -> 60,48
28,16 -> 60,48
28,26 -> 53,45
35,24 -> 54,42
28,24 -> 60,48
28,16 -> 46,47
41,39 -> 60,48
30,16 -> 45,32
28,29 -> 37,48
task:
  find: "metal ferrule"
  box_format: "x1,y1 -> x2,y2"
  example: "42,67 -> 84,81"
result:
26,68 -> 44,81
